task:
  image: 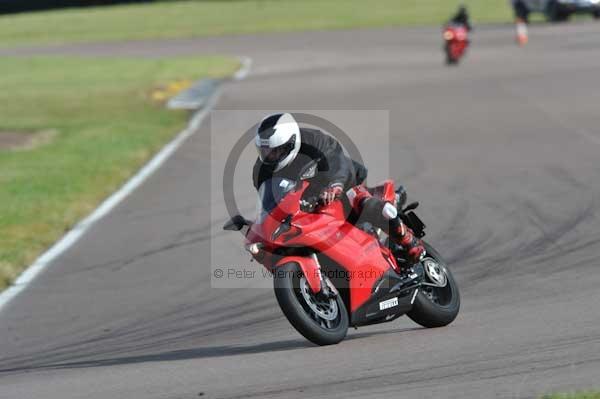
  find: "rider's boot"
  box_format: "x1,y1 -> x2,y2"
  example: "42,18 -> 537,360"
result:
388,215 -> 426,265
347,185 -> 425,265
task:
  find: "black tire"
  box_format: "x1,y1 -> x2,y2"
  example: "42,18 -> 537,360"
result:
594,11 -> 600,19
445,45 -> 458,66
407,243 -> 460,328
273,263 -> 348,345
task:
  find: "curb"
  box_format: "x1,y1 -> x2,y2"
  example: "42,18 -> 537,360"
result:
167,57 -> 252,110
167,78 -> 220,110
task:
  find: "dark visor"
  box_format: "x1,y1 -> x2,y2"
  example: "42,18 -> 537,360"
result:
259,135 -> 295,165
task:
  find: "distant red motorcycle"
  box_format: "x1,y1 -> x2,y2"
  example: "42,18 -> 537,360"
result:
443,24 -> 469,65
224,165 -> 460,345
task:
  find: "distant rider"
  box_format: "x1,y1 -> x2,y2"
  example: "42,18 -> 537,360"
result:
449,4 -> 472,31
252,113 -> 425,266
510,0 -> 529,45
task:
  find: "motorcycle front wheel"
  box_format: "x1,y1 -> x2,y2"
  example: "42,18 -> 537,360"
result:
445,43 -> 458,65
407,242 -> 460,328
273,263 -> 349,345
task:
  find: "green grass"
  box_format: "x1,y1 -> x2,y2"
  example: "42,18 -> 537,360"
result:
0,0 -> 512,48
0,55 -> 239,290
542,392 -> 600,399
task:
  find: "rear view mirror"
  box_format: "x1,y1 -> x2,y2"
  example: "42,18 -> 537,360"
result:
403,201 -> 419,212
223,215 -> 249,231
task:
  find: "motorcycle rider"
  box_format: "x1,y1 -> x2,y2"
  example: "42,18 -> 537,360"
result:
510,0 -> 529,46
252,113 -> 425,266
510,0 -> 530,23
449,4 -> 472,31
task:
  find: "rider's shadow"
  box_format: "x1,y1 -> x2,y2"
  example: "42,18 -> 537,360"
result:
0,328 -> 424,373
0,339 -> 312,373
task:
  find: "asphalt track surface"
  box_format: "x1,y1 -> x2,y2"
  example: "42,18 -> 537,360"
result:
2,23 -> 600,399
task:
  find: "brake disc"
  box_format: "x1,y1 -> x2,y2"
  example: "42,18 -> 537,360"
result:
423,258 -> 448,288
299,277 -> 338,321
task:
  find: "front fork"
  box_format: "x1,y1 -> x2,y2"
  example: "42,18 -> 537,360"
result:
274,253 -> 335,297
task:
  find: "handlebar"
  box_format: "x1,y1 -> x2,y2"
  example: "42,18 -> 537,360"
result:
300,196 -> 321,213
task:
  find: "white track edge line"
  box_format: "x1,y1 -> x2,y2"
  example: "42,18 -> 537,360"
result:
0,89 -> 221,313
0,56 -> 254,313
0,89 -> 217,313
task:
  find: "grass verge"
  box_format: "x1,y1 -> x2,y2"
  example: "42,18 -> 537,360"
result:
0,0 -> 512,48
542,392 -> 600,399
0,55 -> 239,291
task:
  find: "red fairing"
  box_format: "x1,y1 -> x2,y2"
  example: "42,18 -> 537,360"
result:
316,223 -> 397,312
444,25 -> 469,60
372,179 -> 396,203
245,180 -> 400,313
275,256 -> 321,294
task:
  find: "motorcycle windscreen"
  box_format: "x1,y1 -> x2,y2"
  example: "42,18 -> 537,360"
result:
256,177 -> 297,224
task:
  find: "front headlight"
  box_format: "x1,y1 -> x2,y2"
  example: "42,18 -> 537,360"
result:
245,242 -> 263,255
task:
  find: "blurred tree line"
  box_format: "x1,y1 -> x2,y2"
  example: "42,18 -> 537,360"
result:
0,0 -> 153,14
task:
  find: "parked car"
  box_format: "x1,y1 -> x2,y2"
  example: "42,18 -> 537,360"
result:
519,0 -> 600,21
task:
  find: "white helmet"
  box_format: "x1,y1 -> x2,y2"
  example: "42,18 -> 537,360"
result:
255,113 -> 301,172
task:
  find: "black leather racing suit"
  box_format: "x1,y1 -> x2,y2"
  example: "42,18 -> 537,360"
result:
253,128 -> 362,197
450,8 -> 472,31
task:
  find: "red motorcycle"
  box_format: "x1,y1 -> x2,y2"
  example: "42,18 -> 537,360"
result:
223,168 -> 460,345
443,23 -> 469,65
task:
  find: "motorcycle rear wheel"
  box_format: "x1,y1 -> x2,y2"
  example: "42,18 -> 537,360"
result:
274,263 -> 349,345
407,243 -> 460,328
